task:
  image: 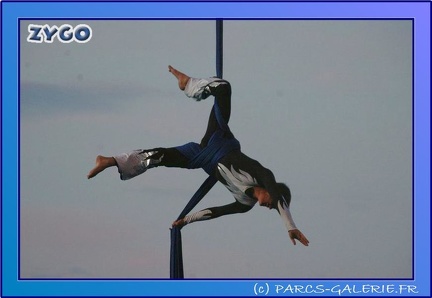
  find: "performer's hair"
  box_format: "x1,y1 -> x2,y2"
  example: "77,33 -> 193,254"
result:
275,182 -> 291,207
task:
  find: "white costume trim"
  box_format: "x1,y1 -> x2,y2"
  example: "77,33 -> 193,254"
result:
184,209 -> 212,225
277,200 -> 297,231
217,164 -> 257,207
184,77 -> 223,101
114,150 -> 163,180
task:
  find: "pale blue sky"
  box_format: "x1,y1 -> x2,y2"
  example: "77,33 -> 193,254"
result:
20,20 -> 412,278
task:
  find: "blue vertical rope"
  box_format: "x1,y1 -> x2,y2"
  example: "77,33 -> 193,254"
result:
216,19 -> 223,79
170,20 -> 224,279
170,176 -> 217,278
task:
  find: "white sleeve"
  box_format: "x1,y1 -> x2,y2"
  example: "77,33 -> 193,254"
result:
277,200 -> 298,231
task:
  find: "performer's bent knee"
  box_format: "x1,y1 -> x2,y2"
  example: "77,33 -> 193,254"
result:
210,80 -> 231,97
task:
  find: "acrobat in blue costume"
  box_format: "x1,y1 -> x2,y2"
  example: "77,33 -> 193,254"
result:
87,20 -> 308,279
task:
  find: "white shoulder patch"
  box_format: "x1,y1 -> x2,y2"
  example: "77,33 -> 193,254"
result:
217,164 -> 257,206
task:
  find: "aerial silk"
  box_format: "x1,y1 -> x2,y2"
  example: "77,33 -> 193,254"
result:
170,20 -> 231,279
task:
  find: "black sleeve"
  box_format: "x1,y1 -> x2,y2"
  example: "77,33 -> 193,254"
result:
184,201 -> 252,225
208,201 -> 252,218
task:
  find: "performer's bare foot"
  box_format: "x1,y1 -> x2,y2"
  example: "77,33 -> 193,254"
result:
87,155 -> 116,179
168,65 -> 190,91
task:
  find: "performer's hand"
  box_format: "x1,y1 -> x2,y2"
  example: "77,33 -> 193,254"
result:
288,229 -> 309,246
172,218 -> 186,229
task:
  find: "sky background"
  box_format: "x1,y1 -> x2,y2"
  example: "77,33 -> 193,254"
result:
19,20 -> 412,279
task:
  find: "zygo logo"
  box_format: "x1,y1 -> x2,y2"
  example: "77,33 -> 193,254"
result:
27,24 -> 92,43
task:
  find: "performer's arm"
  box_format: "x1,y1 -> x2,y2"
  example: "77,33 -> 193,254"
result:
255,166 -> 309,246
172,201 -> 252,228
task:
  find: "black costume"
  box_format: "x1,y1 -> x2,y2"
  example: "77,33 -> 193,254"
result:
113,76 -> 297,231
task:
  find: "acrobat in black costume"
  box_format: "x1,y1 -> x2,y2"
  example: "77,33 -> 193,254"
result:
88,66 -> 309,246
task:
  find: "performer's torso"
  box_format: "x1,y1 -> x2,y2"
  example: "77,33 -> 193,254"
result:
215,150 -> 274,207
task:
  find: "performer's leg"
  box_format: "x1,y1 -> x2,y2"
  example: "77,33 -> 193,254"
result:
87,147 -> 189,180
199,81 -> 232,146
168,65 -> 233,146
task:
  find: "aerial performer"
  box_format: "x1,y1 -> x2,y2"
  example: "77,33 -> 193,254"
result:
87,65 -> 309,246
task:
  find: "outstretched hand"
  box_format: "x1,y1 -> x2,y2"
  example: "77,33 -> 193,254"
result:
288,229 -> 309,246
172,218 -> 186,229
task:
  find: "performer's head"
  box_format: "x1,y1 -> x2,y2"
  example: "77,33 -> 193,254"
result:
254,183 -> 291,210
253,187 -> 272,209
273,182 -> 291,209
